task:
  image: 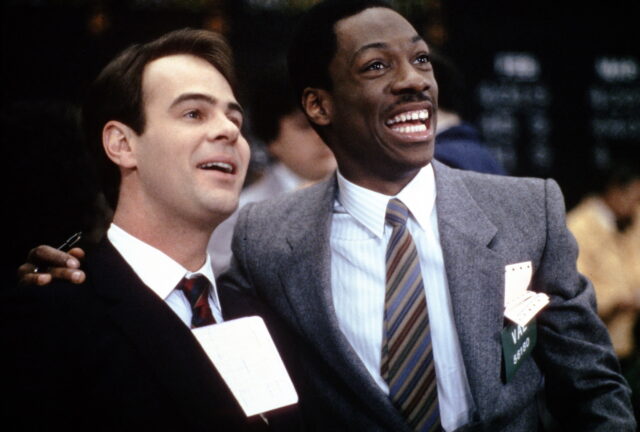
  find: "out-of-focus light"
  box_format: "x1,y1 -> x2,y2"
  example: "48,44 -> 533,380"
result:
87,12 -> 109,35
203,14 -> 228,34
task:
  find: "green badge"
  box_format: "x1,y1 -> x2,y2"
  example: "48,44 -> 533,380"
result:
501,319 -> 537,382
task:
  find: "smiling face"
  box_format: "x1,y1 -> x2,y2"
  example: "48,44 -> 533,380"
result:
126,54 -> 249,230
312,7 -> 438,194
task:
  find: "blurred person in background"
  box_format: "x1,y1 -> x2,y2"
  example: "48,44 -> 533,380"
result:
209,59 -> 336,274
431,51 -> 506,175
567,150 -> 640,418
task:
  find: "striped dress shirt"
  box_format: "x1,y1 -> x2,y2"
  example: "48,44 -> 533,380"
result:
330,164 -> 474,431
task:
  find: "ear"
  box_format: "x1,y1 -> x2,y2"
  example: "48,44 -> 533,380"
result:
102,121 -> 137,169
302,87 -> 333,127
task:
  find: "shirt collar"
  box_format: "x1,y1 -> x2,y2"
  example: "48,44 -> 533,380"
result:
336,163 -> 436,239
107,223 -> 217,300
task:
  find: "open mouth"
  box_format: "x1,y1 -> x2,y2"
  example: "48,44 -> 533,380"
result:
197,161 -> 235,174
385,109 -> 431,138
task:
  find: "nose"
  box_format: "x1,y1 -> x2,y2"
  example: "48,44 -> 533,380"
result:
206,112 -> 240,144
390,60 -> 430,94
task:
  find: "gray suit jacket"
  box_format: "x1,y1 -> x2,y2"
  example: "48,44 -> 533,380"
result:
219,161 -> 635,431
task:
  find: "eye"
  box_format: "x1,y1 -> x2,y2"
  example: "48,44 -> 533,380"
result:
414,53 -> 431,66
227,112 -> 243,129
415,54 -> 430,64
363,61 -> 387,72
184,109 -> 202,120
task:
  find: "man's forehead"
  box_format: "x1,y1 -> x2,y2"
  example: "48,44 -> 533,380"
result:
141,54 -> 233,101
143,54 -> 225,84
334,7 -> 422,54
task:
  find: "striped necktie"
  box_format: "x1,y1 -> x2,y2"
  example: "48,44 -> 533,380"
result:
381,198 -> 441,432
176,275 -> 216,328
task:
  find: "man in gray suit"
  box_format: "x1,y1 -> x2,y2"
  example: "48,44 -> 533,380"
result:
219,1 -> 635,431
18,1 -> 636,431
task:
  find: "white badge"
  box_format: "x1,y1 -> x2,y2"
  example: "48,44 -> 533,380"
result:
504,261 -> 549,326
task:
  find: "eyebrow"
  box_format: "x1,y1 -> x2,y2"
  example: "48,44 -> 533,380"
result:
170,92 -> 244,116
350,34 -> 426,65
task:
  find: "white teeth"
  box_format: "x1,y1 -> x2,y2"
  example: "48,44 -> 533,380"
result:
199,162 -> 233,173
390,124 -> 427,134
385,109 -> 430,126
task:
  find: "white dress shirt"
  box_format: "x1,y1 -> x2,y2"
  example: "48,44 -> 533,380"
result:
108,223 -> 223,325
330,164 -> 474,431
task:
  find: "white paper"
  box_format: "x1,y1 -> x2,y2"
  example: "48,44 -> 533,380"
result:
504,261 -> 549,326
192,316 -> 298,417
504,261 -> 533,308
504,291 -> 550,326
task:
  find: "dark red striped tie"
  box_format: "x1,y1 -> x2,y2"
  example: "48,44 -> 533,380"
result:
176,275 -> 216,328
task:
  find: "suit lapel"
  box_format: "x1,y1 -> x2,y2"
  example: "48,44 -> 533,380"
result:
277,177 -> 410,431
87,241 -> 246,428
433,161 -> 506,422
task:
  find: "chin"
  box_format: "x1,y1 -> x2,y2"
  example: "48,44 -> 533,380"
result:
204,193 -> 239,216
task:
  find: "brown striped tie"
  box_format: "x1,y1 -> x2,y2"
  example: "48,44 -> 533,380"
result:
381,198 -> 441,432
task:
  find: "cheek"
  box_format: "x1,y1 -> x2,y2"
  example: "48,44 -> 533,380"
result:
238,137 -> 251,172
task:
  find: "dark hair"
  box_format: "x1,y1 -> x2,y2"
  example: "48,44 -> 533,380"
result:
249,58 -> 298,144
287,0 -> 393,106
82,28 -> 236,209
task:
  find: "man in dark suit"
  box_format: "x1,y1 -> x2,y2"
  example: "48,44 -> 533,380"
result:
14,1 -> 636,431
1,28 -> 289,431
219,1 -> 635,431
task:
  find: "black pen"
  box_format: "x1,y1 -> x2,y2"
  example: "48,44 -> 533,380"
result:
33,231 -> 83,273
57,231 -> 83,251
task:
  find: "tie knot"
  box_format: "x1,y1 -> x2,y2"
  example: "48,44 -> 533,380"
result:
176,275 -> 210,309
176,274 -> 216,328
386,198 -> 410,227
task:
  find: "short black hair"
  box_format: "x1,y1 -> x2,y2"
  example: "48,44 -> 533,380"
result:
287,0 -> 393,106
82,28 -> 235,209
249,58 -> 298,144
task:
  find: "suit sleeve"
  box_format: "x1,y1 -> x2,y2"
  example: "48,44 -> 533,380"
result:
534,179 -> 635,431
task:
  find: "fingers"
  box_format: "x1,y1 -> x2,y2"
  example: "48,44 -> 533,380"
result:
28,245 -> 82,269
48,267 -> 86,284
17,263 -> 46,286
17,269 -> 53,286
17,245 -> 87,286
67,247 -> 86,260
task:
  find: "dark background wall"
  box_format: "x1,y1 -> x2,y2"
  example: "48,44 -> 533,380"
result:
3,0 -> 639,280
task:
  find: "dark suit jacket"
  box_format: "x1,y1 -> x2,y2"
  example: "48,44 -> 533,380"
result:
0,239 -> 279,432
220,160 -> 635,431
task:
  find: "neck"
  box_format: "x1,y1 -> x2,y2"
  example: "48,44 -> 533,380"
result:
113,198 -> 216,272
